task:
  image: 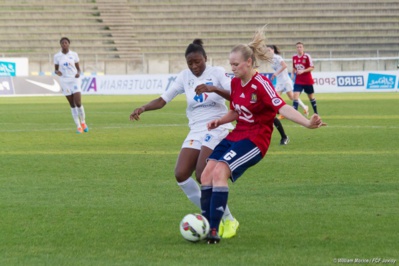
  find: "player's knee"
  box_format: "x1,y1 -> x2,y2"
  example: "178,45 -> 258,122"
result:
174,169 -> 190,183
212,163 -> 230,184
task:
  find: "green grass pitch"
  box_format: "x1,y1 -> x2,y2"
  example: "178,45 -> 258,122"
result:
1,93 -> 398,266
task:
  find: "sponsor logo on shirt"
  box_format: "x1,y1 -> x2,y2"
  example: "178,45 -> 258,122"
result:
272,98 -> 283,106
194,93 -> 208,103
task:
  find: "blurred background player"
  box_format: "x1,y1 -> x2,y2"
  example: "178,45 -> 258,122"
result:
266,45 -> 308,119
200,27 -> 326,244
54,37 -> 88,134
130,39 -> 239,239
292,42 -> 318,115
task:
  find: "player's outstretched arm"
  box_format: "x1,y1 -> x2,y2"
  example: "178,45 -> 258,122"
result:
207,110 -> 238,130
279,104 -> 326,129
130,97 -> 167,121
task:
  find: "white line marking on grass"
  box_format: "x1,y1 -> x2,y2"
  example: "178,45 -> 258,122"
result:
1,150 -> 180,155
0,123 -> 398,133
0,124 -> 187,133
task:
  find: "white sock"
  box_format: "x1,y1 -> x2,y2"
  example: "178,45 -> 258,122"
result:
298,98 -> 307,110
77,105 -> 86,124
178,177 -> 201,209
222,205 -> 234,221
71,107 -> 80,127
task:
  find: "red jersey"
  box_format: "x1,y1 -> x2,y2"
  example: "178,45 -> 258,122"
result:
292,53 -> 314,85
226,73 -> 286,156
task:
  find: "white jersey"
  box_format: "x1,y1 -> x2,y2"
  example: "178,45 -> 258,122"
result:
54,50 -> 80,80
271,54 -> 291,84
161,65 -> 234,132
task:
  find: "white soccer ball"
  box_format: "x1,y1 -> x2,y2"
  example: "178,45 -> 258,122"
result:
179,213 -> 210,242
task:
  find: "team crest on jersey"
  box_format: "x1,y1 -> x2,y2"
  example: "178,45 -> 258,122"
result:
250,93 -> 257,103
272,98 -> 283,106
188,79 -> 195,88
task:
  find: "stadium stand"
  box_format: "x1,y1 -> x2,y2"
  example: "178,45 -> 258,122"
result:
0,0 -> 398,74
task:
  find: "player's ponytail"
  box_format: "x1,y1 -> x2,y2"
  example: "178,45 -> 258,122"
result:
231,25 -> 272,68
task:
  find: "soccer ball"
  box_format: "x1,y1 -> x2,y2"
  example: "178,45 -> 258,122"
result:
179,213 -> 210,242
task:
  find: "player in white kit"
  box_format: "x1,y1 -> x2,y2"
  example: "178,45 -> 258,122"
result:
54,37 -> 88,134
130,39 -> 239,238
267,45 -> 308,119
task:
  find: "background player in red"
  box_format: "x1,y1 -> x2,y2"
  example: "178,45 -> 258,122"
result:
292,42 -> 318,114
200,27 -> 326,244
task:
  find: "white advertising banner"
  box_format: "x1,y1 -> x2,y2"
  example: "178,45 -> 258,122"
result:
311,71 -> 398,93
0,58 -> 29,77
80,75 -> 178,95
2,71 -> 398,96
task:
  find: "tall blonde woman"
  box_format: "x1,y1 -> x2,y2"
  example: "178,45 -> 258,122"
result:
200,27 -> 326,244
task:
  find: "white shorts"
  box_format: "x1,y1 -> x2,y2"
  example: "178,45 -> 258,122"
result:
60,78 -> 81,96
275,80 -> 293,93
181,127 -> 229,150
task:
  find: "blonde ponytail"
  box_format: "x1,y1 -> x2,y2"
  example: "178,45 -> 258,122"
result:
231,25 -> 272,68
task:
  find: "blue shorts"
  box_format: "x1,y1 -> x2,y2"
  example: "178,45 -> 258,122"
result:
208,138 -> 263,182
294,84 -> 314,94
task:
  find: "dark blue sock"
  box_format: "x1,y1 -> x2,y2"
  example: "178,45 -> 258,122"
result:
200,186 -> 212,222
210,186 -> 229,231
293,100 -> 299,110
310,98 -> 318,114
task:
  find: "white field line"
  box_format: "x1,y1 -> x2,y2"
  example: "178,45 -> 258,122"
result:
2,150 -> 398,156
1,123 -> 399,133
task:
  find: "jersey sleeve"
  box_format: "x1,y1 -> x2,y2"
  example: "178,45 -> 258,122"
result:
214,66 -> 232,91
53,54 -> 59,65
74,52 -> 80,63
160,71 -> 185,103
306,53 -> 314,67
259,76 -> 286,112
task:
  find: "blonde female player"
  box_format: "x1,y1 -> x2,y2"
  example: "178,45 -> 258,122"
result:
130,39 -> 239,239
201,27 -> 326,244
266,45 -> 309,119
54,37 -> 88,133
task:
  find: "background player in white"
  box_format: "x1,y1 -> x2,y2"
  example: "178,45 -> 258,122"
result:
129,39 -> 239,238
54,37 -> 88,134
267,45 -> 308,119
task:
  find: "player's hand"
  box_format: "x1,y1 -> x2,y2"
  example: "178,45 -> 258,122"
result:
308,114 -> 327,129
297,70 -> 304,75
55,70 -> 62,76
195,84 -> 212,95
130,107 -> 145,121
270,74 -> 276,81
207,119 -> 220,130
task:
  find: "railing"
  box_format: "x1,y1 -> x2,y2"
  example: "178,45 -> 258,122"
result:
1,53 -> 398,75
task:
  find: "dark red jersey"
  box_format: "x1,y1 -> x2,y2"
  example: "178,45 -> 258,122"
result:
226,73 -> 286,156
292,53 -> 314,85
